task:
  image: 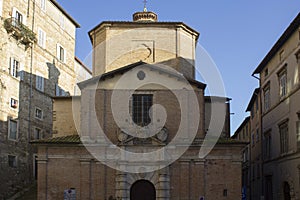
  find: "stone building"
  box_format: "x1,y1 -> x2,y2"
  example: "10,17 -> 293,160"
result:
235,12 -> 300,200
35,9 -> 246,200
232,116 -> 251,200
0,0 -> 90,199
245,88 -> 263,200
252,12 -> 300,200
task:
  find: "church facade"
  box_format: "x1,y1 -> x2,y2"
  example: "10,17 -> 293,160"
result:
35,10 -> 245,200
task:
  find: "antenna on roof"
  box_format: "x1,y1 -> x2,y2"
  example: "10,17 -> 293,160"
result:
143,0 -> 147,12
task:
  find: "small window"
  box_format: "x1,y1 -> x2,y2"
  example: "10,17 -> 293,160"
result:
10,98 -> 18,109
223,189 -> 228,197
8,155 -> 17,168
57,44 -> 65,63
264,86 -> 270,112
59,15 -> 65,29
279,120 -> 289,154
279,50 -> 285,61
12,7 -> 25,26
35,107 -> 43,120
38,28 -> 46,48
9,58 -> 19,78
278,71 -> 287,97
36,73 -> 44,92
33,127 -> 42,140
8,119 -> 18,140
40,0 -> 46,11
264,68 -> 269,77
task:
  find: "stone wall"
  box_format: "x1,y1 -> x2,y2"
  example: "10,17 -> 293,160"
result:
0,0 -> 80,198
37,143 -> 244,200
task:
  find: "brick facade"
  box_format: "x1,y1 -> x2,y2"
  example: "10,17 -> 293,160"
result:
35,9 -> 245,200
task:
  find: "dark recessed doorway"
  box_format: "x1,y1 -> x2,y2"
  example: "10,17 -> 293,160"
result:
130,180 -> 156,200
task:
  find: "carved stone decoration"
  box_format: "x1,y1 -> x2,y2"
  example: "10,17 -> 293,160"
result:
156,127 -> 168,142
117,130 -> 128,142
115,167 -> 170,199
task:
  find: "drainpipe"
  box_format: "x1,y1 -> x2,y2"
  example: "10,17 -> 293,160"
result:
89,160 -> 93,200
252,73 -> 264,199
28,0 -> 35,138
46,146 -> 48,200
103,90 -> 107,199
27,0 -> 35,181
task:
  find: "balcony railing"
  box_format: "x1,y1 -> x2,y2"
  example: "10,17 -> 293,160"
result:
4,18 -> 36,45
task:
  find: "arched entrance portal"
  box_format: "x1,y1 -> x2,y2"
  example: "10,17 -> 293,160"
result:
130,180 -> 156,200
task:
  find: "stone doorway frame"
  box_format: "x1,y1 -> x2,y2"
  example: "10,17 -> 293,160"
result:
115,167 -> 170,200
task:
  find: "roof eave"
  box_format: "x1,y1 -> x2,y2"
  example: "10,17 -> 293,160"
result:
245,88 -> 260,112
252,12 -> 300,75
50,0 -> 80,28
88,21 -> 200,44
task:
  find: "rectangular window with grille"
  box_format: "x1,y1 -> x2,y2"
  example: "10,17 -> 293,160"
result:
132,94 -> 153,126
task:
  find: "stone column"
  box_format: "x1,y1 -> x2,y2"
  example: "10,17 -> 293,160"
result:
80,159 -> 91,200
156,167 -> 170,200
37,154 -> 48,200
115,171 -> 129,200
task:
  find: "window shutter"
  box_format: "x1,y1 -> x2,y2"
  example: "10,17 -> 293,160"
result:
56,44 -> 60,59
9,57 -> 12,75
0,0 -> 3,17
63,48 -> 66,63
12,7 -> 17,18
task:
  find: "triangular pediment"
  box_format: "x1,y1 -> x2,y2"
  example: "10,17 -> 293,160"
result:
78,60 -> 206,90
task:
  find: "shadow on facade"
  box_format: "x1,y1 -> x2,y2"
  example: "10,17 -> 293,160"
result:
0,62 -> 68,199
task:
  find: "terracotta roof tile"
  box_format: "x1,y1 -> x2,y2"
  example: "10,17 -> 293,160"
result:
31,135 -> 81,144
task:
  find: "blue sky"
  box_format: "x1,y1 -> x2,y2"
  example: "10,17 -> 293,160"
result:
56,0 -> 299,134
